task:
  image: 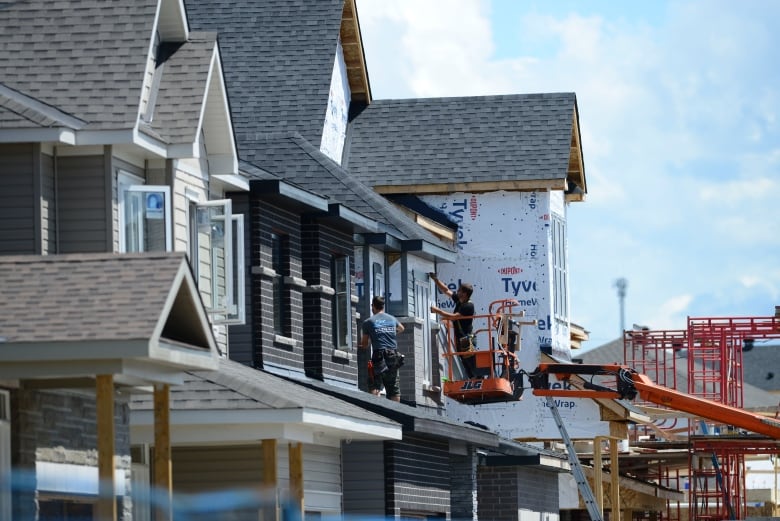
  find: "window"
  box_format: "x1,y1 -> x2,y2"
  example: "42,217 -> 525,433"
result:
385,252 -> 404,316
372,262 -> 384,299
271,233 -> 289,335
332,255 -> 351,349
414,272 -> 433,384
118,173 -> 171,253
552,215 -> 568,320
190,199 -> 245,325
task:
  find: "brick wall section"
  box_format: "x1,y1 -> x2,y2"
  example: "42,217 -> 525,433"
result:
478,465 -> 560,520
247,198 -> 306,371
301,220 -> 358,382
477,465 -> 519,521
385,435 -> 450,519
451,451 -> 479,520
516,467 -> 560,514
395,319 -> 418,403
11,388 -> 132,520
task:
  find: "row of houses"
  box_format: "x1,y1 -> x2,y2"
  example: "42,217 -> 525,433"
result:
0,0 -> 599,519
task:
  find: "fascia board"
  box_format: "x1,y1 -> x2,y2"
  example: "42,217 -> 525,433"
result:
327,203 -> 380,233
212,173 -> 249,192
363,232 -> 402,250
208,154 -> 240,176
251,179 -> 329,212
401,239 -> 458,263
167,142 -> 198,158
131,408 -> 402,443
0,128 -> 77,145
0,358 -> 186,385
0,341 -> 149,362
413,417 -> 499,447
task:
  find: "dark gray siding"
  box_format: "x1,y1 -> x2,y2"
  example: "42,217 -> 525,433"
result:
227,193 -> 253,365
0,143 -> 36,254
386,435 -> 450,518
57,154 -> 110,253
478,465 -> 559,520
342,440 -> 386,515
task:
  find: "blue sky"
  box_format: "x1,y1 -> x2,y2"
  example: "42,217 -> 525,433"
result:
355,0 -> 780,348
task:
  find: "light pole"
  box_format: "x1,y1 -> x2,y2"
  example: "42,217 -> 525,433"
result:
614,278 -> 628,336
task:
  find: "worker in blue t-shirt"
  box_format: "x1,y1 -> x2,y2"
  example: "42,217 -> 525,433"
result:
360,296 -> 404,401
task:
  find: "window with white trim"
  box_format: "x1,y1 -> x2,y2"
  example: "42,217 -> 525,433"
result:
332,255 -> 352,349
118,173 -> 171,253
552,215 -> 568,321
191,199 -> 245,325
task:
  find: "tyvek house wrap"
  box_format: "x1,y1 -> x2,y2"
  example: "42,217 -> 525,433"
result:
422,190 -> 610,440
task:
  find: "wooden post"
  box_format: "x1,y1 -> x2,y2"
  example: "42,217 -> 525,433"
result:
262,439 -> 279,521
154,384 -> 172,521
593,438 -> 604,516
288,442 -> 304,515
95,375 -> 116,521
610,438 -> 621,521
263,439 -> 278,486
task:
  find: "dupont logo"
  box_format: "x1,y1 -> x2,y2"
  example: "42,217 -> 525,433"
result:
469,195 -> 478,220
498,266 -> 523,275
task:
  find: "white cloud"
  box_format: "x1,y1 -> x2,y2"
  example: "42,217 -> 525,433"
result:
355,0 -> 780,346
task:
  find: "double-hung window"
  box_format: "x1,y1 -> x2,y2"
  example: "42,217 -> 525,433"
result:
191,199 -> 245,325
332,255 -> 352,349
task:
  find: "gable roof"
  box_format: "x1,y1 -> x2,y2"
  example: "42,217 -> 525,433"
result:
0,0 -> 157,132
185,0 -> 347,149
148,33 -> 217,146
130,358 -> 402,443
241,132 -> 458,262
345,93 -> 586,197
0,252 -> 219,384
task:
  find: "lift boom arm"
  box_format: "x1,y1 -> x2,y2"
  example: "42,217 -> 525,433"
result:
529,363 -> 780,439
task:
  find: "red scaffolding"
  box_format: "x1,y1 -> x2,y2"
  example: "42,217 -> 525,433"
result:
622,312 -> 780,520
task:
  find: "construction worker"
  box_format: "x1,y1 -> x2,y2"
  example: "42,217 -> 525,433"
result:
360,296 -> 404,401
430,274 -> 477,379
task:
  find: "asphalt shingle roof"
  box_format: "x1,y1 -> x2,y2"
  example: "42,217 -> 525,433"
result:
150,32 -> 218,144
240,132 -> 456,252
185,0 -> 345,149
0,252 -> 190,344
0,0 -> 156,131
130,358 -> 400,429
284,374 -> 499,447
345,93 -> 578,188
742,343 -> 780,392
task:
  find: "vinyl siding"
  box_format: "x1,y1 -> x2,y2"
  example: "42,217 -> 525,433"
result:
227,193 -> 253,365
342,440 -> 386,515
57,154 -> 109,253
0,143 -> 36,254
171,443 -> 342,515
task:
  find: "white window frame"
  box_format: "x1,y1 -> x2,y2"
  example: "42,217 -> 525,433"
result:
332,255 -> 352,349
117,176 -> 172,253
193,199 -> 245,325
552,215 -> 568,321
